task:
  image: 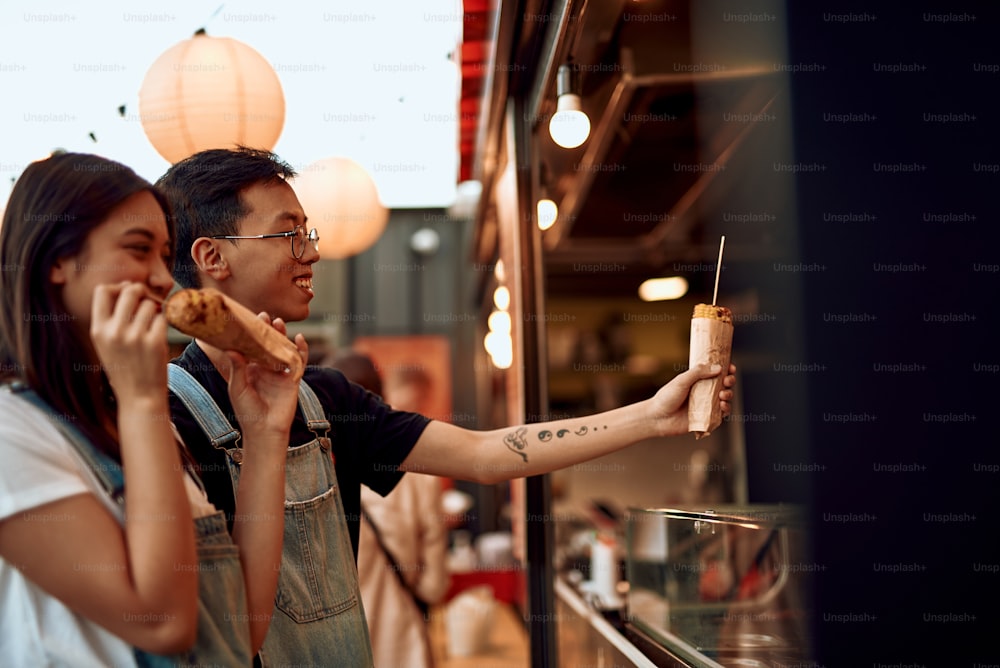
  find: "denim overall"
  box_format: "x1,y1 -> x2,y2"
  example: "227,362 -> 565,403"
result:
167,365 -> 374,667
10,383 -> 252,668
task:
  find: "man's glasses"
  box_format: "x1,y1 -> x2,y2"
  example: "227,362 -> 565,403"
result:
210,225 -> 320,259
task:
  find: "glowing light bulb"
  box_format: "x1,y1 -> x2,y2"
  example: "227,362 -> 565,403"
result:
548,65 -> 590,149
493,285 -> 510,311
491,346 -> 513,369
485,331 -> 513,369
549,94 -> 591,149
484,331 -> 505,357
536,198 -> 558,230
488,310 -> 512,333
638,276 -> 689,301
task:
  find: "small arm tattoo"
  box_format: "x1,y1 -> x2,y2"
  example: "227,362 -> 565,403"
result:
536,425 -> 608,441
504,427 -> 529,462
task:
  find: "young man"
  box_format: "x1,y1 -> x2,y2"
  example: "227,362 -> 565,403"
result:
157,147 -> 736,667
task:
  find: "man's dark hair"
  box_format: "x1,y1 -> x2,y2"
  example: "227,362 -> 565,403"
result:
156,147 -> 297,288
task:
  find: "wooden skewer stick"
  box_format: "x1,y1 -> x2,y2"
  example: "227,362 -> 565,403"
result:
712,235 -> 726,306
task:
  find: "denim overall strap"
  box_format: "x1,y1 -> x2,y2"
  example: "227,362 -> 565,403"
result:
297,381 -> 331,443
167,364 -> 241,449
7,383 -> 125,508
169,364 -> 330,447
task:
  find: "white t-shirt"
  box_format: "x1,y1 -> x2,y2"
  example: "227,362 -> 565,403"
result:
0,388 -> 218,667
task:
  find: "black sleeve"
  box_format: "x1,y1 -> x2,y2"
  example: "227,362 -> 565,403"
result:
306,367 -> 431,497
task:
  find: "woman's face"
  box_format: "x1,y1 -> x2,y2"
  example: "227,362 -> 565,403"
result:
49,190 -> 174,331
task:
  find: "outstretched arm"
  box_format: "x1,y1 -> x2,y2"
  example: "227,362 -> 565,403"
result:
401,363 -> 736,484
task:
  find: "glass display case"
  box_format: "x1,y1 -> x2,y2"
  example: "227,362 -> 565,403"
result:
625,506 -> 814,667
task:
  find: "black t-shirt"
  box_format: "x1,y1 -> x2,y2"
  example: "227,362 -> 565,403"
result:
168,342 -> 430,560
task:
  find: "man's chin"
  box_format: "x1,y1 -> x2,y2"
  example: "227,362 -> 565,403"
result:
280,305 -> 310,323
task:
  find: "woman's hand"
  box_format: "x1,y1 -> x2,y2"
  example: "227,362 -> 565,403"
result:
649,363 -> 737,436
89,282 -> 168,401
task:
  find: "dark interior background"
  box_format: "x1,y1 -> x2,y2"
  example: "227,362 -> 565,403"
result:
530,1 -> 998,661
785,4 -> 996,663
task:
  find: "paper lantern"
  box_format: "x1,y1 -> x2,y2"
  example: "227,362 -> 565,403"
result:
139,30 -> 285,163
291,157 -> 389,260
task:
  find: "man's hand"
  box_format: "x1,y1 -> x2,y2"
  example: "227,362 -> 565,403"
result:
208,312 -> 308,438
649,363 -> 737,437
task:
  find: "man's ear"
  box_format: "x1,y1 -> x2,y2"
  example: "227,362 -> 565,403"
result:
191,238 -> 232,281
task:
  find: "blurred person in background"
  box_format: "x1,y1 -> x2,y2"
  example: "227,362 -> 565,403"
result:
331,351 -> 449,668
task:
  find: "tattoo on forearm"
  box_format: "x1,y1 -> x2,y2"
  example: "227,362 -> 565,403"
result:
505,424 -> 610,461
536,425 -> 607,442
504,427 -> 529,462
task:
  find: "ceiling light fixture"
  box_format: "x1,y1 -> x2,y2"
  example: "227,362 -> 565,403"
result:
638,276 -> 689,301
548,64 -> 591,149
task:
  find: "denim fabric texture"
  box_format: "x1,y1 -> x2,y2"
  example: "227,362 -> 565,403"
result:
167,366 -> 374,667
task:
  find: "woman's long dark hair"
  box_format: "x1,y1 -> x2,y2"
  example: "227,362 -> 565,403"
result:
0,153 -> 174,460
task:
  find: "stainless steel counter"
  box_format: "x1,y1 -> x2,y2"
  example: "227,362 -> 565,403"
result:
555,578 -> 660,668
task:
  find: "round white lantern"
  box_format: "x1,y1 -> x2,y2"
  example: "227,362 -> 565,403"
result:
291,157 -> 389,260
139,30 -> 285,163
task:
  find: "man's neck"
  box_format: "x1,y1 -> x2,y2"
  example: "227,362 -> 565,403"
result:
194,339 -> 234,381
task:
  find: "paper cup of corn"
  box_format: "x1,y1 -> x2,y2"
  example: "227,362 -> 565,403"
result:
688,303 -> 733,438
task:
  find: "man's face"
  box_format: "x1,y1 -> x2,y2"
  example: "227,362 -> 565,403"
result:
215,181 -> 318,322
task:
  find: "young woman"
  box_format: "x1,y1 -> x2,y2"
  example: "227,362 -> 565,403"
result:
0,153 -> 306,666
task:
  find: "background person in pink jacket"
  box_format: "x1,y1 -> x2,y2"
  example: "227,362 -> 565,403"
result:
332,351 -> 450,668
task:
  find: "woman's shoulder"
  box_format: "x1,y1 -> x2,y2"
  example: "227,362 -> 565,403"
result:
0,388 -> 67,442
0,389 -> 104,521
